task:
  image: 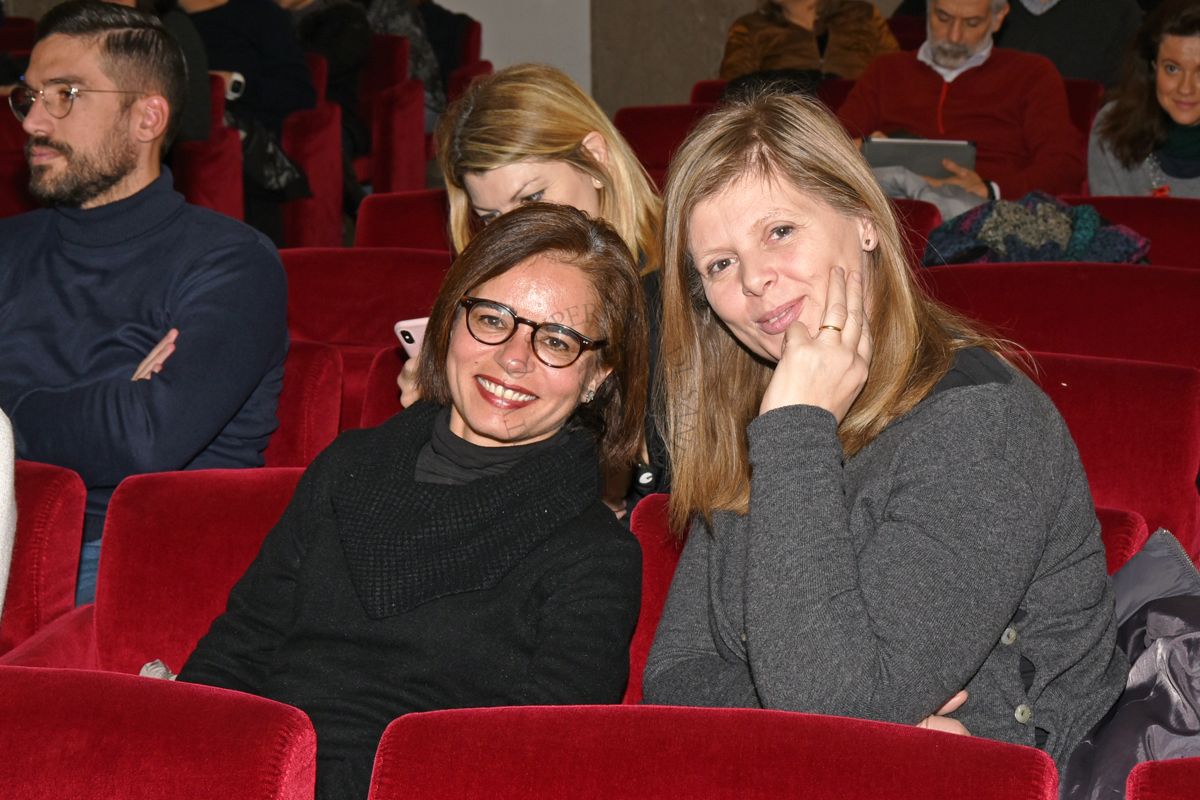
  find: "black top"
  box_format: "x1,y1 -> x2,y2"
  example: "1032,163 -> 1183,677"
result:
188,0 -> 315,134
180,402 -> 642,800
414,406 -> 568,485
162,8 -> 212,143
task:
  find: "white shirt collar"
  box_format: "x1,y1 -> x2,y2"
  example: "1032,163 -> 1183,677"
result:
1018,0 -> 1063,14
917,37 -> 995,83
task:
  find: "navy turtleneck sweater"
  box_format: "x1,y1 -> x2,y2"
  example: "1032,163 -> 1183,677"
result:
0,169 -> 288,539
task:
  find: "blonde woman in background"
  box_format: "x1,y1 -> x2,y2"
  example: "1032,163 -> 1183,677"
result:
402,63 -> 669,506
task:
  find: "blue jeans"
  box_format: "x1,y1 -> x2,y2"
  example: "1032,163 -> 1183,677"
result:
75,539 -> 101,606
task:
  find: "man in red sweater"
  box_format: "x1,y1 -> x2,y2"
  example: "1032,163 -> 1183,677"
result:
838,0 -> 1083,199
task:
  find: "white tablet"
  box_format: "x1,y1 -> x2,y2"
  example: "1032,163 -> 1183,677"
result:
862,137 -> 977,179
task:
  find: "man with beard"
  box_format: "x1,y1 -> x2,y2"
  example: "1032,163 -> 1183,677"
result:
838,0 -> 1084,199
0,0 -> 287,604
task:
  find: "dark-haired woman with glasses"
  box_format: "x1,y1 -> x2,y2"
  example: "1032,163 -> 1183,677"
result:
179,203 -> 646,800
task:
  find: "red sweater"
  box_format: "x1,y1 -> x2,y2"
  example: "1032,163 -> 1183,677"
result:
838,48 -> 1084,197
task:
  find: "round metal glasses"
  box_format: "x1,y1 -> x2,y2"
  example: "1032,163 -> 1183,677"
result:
459,296 -> 607,368
9,80 -> 146,122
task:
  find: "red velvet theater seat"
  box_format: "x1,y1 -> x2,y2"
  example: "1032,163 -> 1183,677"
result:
282,98 -> 344,248
355,189 -> 452,251
920,263 -> 1200,370
358,33 -> 409,140
613,103 -> 715,189
359,345 -> 406,428
0,461 -> 85,655
282,246 -> 452,428
369,705 -> 1058,800
356,78 -> 426,194
817,77 -> 855,112
170,75 -> 244,220
1127,757 -> 1200,800
1029,353 -> 1200,559
448,59 -> 493,103
1060,196 -> 1200,268
0,468 -> 302,673
263,340 -> 343,468
1096,507 -> 1152,576
689,79 -> 727,104
0,665 -> 315,800
623,493 -> 682,704
891,197 -> 942,268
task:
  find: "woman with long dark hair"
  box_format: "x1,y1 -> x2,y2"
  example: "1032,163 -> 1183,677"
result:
1089,0 -> 1200,197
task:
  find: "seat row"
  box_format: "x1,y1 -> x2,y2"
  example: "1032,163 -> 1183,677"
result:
0,660 -> 1195,800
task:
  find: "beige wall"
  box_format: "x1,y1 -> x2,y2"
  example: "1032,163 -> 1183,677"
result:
8,0 -> 58,19
591,0 -> 745,115
591,1 -> 906,115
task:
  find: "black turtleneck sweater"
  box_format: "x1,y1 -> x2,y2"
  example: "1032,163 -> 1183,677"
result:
0,169 -> 287,540
180,402 -> 642,800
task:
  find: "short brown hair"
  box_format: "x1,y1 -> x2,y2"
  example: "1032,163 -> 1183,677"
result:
417,203 -> 648,474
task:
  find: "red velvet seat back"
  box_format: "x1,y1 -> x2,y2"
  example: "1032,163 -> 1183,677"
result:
306,52 -> 329,105
1127,757 -> 1200,800
355,189 -> 452,250
282,100 -> 344,247
623,494 -> 682,704
920,263 -> 1200,369
1064,79 -> 1105,139
365,78 -> 426,193
817,77 -> 855,112
613,103 -> 715,189
93,468 -> 302,674
0,103 -> 36,219
1095,506 -> 1151,576
0,665 -> 315,800
360,345 -> 406,428
369,705 -> 1058,799
282,246 -> 451,427
0,150 -> 36,219
0,462 -> 85,655
1030,352 -> 1200,558
359,33 -> 409,129
459,18 -> 482,64
0,17 -> 36,53
447,58 -> 493,103
264,340 -> 343,467
170,76 -> 244,220
891,197 -> 942,268
1059,196 -> 1200,268
690,79 -> 727,104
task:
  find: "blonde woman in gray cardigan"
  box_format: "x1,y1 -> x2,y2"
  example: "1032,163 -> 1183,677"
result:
643,93 -> 1126,769
0,410 -> 15,621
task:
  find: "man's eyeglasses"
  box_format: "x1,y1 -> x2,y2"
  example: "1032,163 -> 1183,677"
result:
459,296 -> 607,368
9,80 -> 146,122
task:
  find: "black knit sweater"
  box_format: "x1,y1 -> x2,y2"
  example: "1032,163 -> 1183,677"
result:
180,403 -> 642,800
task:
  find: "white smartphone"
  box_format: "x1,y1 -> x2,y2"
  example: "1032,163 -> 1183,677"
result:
394,317 -> 429,359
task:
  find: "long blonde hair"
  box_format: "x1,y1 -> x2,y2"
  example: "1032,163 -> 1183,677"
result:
435,63 -> 662,271
661,93 -> 1003,532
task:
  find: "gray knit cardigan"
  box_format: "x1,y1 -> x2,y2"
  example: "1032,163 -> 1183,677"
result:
644,360 -> 1126,767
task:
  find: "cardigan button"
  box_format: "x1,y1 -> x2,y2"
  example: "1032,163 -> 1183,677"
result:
1014,704 -> 1033,725
1001,626 -> 1018,646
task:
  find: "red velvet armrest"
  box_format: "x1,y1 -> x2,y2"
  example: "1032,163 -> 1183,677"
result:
0,604 -> 98,669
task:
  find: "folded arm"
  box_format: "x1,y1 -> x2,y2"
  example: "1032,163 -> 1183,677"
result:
10,241 -> 286,487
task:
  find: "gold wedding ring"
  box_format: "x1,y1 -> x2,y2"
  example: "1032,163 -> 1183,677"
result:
818,324 -> 843,333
